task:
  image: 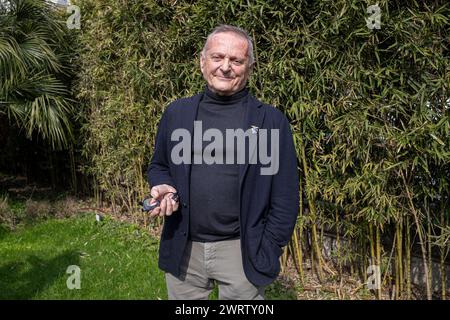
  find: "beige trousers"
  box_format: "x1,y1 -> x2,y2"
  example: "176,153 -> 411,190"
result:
165,239 -> 265,300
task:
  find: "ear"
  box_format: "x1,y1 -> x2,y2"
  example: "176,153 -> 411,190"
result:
200,53 -> 205,74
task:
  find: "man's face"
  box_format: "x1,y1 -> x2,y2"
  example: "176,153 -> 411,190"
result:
200,32 -> 253,96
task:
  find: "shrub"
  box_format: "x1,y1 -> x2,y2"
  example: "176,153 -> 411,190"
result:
25,199 -> 53,221
52,196 -> 80,218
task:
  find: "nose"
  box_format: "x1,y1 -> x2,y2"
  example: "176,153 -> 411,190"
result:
220,58 -> 231,73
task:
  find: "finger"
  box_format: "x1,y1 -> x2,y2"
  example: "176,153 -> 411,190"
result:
159,198 -> 167,216
150,207 -> 161,217
150,187 -> 160,199
166,185 -> 177,193
172,200 -> 179,212
166,197 -> 173,216
161,184 -> 176,192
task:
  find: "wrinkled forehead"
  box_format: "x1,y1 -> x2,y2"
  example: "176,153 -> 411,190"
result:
204,32 -> 249,57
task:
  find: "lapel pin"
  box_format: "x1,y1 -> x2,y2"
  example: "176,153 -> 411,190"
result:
251,125 -> 259,134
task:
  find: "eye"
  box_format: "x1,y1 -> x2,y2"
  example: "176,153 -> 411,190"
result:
233,60 -> 244,65
211,55 -> 221,61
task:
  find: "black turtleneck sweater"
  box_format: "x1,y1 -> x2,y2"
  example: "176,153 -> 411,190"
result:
189,86 -> 248,242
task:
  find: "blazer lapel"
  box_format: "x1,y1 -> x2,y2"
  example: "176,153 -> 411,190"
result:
238,94 -> 265,190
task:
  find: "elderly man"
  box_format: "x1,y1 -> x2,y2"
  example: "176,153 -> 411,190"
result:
147,25 -> 299,300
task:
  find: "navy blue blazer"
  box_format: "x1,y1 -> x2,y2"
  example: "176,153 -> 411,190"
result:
147,91 -> 299,286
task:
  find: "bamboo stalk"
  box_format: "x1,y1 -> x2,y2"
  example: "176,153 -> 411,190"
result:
369,223 -> 378,298
440,205 -> 447,300
376,225 -> 382,300
400,170 -> 432,300
292,227 -> 304,284
299,136 -> 324,281
336,209 -> 342,280
369,223 -> 376,271
281,245 -> 289,274
395,235 -> 399,300
298,174 -> 305,285
320,214 -> 324,256
382,232 -> 396,290
362,231 -> 368,285
311,220 -> 324,281
396,220 -> 403,298
289,241 -> 298,273
405,215 -> 411,299
426,204 -> 433,299
399,220 -> 404,295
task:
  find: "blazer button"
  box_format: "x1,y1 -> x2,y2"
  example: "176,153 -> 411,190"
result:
182,203 -> 188,208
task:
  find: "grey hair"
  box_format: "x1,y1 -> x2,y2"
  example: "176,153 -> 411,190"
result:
201,25 -> 255,65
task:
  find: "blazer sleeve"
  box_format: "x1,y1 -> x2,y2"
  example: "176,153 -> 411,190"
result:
147,109 -> 176,188
264,114 -> 299,248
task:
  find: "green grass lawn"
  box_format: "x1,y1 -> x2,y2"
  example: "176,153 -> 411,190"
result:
0,213 -> 297,300
0,214 -> 166,299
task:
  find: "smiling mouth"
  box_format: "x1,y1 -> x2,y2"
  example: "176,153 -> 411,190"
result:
216,76 -> 234,81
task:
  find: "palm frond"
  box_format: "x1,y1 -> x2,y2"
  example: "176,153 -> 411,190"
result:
0,0 -> 75,149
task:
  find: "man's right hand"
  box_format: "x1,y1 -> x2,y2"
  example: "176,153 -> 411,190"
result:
149,184 -> 179,217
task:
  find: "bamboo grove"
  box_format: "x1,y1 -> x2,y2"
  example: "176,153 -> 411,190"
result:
71,0 -> 449,299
